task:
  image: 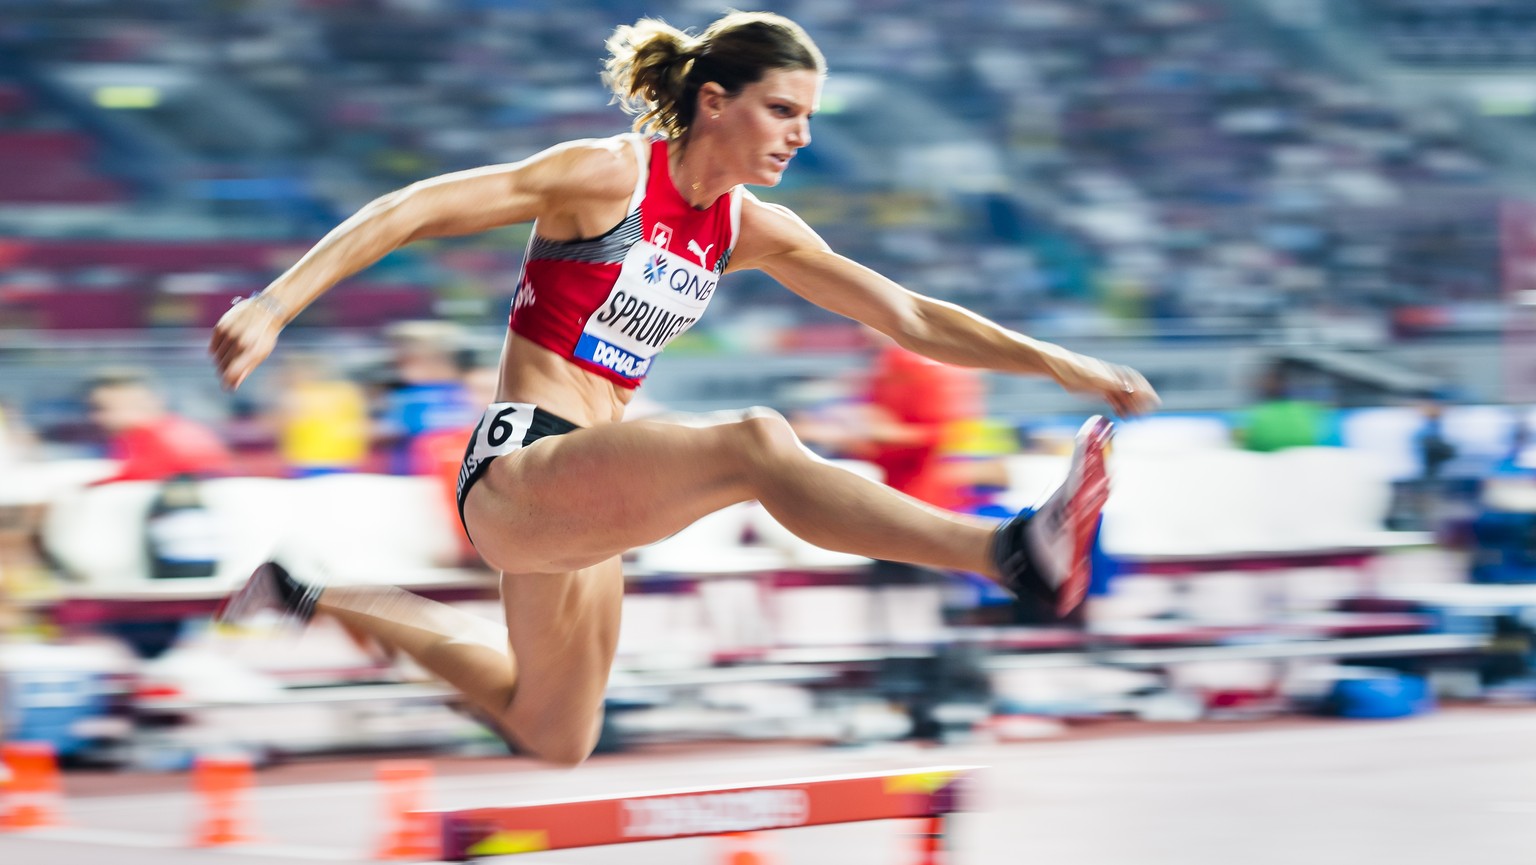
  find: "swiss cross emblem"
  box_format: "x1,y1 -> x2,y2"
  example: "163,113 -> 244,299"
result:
650,222 -> 674,250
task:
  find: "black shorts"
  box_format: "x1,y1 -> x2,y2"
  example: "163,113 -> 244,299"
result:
456,402 -> 581,537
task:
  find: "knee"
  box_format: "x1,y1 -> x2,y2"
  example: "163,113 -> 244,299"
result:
530,738 -> 595,769
516,716 -> 601,768
733,408 -> 804,466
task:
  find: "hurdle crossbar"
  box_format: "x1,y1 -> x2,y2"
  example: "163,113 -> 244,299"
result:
427,764 -> 978,860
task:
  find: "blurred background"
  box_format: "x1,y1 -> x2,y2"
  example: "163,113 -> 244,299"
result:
2,0 -> 1536,862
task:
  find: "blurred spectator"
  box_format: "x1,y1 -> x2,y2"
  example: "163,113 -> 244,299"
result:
865,343 -> 995,513
1396,397 -> 1461,534
85,370 -> 233,483
795,339 -> 991,512
411,359 -> 499,564
1415,399 -> 1458,481
374,320 -> 476,474
275,353 -> 371,477
0,400 -> 36,647
1501,414 -> 1534,473
76,371 -> 232,655
1235,362 -> 1331,452
0,399 -> 37,467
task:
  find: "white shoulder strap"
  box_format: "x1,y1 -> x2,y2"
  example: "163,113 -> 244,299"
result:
626,133 -> 649,213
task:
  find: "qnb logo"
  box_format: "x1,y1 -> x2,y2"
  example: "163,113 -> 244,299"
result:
621,789 -> 810,839
643,254 -> 668,285
668,267 -> 716,301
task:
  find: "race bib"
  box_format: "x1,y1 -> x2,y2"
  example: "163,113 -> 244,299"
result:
457,402 -> 536,499
575,240 -> 718,378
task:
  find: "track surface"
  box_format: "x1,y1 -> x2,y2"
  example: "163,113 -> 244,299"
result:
4,707 -> 1534,864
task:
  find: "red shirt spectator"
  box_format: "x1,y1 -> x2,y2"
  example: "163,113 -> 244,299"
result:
86,371 -> 233,483
866,345 -> 984,511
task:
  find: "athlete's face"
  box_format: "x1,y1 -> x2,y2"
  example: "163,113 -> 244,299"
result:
713,68 -> 820,186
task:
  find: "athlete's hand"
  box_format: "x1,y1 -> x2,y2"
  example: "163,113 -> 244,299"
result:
209,296 -> 284,390
1057,355 -> 1160,418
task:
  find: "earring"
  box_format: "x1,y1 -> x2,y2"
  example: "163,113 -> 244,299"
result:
711,113 -> 720,120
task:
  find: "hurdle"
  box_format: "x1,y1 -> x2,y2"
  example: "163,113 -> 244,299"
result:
425,765 -> 977,861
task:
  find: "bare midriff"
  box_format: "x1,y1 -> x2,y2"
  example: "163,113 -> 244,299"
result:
495,331 -> 632,427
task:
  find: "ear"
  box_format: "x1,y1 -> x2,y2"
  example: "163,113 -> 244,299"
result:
697,81 -> 729,118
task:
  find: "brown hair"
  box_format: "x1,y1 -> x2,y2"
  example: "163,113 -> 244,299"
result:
602,11 -> 825,139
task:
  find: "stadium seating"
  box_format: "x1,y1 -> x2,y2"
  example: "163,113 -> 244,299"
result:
0,131 -> 124,204
1352,0 -> 1536,67
0,0 -> 1513,339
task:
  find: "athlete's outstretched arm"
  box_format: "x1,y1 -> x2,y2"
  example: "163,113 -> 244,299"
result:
731,193 -> 1159,417
209,139 -> 636,389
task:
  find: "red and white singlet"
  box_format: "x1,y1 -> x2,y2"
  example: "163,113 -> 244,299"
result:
508,134 -> 742,387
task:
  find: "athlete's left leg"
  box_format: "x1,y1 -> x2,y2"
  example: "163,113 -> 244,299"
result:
226,557 -> 624,767
493,558 -> 624,765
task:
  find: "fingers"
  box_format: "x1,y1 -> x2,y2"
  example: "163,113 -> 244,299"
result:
212,333 -> 239,376
1109,387 -> 1160,418
220,350 -> 250,391
207,304 -> 275,391
220,339 -> 269,391
209,326 -> 245,389
219,337 -> 250,381
1103,364 -> 1160,418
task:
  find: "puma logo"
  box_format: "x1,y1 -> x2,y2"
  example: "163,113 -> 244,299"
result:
687,239 -> 715,267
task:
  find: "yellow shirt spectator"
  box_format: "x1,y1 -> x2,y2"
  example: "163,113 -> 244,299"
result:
278,372 -> 369,474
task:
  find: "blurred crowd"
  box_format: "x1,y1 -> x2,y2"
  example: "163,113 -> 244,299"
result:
0,0 -> 1520,342
69,321 -> 498,483
1352,0 -> 1536,67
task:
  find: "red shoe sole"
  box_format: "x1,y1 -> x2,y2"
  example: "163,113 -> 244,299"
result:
1058,417 -> 1112,616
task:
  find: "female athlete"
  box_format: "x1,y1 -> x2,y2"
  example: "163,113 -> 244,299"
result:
212,11 -> 1158,766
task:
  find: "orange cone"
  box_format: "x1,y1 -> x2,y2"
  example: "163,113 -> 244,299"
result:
913,815 -> 945,865
191,754 -> 257,847
375,759 -> 440,860
0,741 -> 64,830
720,831 -> 773,865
